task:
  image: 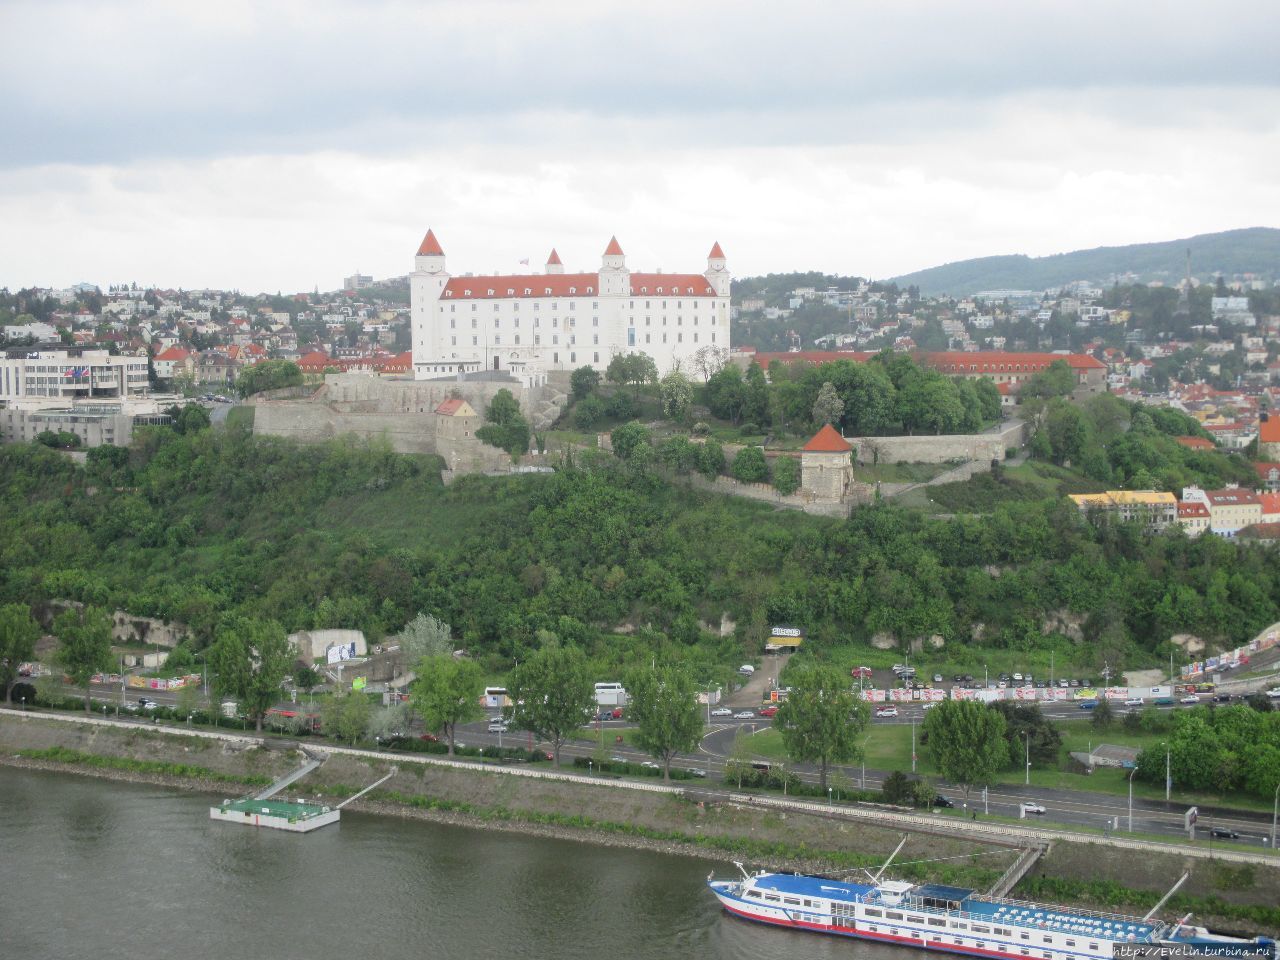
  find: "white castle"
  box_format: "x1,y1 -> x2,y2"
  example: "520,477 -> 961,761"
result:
409,230 -> 731,382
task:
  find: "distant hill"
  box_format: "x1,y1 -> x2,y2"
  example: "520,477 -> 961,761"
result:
887,227 -> 1280,297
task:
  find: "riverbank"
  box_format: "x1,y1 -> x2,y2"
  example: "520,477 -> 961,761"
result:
3,711 -> 1276,935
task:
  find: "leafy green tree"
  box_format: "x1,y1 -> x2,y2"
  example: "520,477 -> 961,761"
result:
625,664 -> 703,781
775,662 -> 868,792
573,394 -> 606,429
393,612 -> 453,663
659,370 -> 694,422
610,421 -> 651,461
974,378 -> 1003,422
605,353 -> 658,396
1091,696 -> 1114,730
367,701 -> 415,742
705,364 -> 745,424
236,359 -> 302,397
322,689 -> 372,745
923,699 -> 1008,805
604,391 -> 637,420
476,388 -> 531,457
294,665 -> 321,696
410,654 -> 483,756
1019,360 -> 1076,401
772,455 -> 801,496
881,769 -> 914,804
732,446 -> 768,483
166,403 -> 211,435
988,701 -> 1062,768
53,606 -> 114,712
742,362 -> 770,427
506,643 -> 594,766
208,617 -> 294,732
570,366 -> 600,400
812,381 -> 844,427
0,603 -> 40,703
697,438 -> 725,478
657,435 -> 699,473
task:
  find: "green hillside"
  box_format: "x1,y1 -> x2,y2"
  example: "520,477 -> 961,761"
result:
888,227 -> 1280,296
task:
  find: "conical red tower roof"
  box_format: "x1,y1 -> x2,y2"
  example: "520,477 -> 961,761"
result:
603,236 -> 624,256
708,241 -> 725,259
803,423 -> 852,452
546,248 -> 562,265
417,229 -> 444,256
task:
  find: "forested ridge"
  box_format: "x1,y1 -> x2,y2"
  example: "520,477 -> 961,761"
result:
1,422 -> 1278,676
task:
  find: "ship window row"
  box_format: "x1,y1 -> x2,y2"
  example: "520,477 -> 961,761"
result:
864,908 -> 881,918
928,918 -> 946,927
764,894 -> 780,903
783,898 -> 801,906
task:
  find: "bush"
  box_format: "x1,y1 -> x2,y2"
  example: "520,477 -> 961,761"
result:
605,392 -> 637,420
772,455 -> 800,495
731,446 -> 768,483
573,395 -> 607,430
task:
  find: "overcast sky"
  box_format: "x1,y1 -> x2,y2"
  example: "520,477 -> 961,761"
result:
2,0 -> 1278,293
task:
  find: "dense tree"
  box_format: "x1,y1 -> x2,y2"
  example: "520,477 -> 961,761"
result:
0,603 -> 40,703
731,446 -> 769,483
697,438 -> 726,478
506,643 -> 594,766
772,456 -> 801,495
659,370 -> 694,422
208,617 -> 294,732
775,662 -> 869,792
1019,360 -> 1077,401
605,353 -> 658,395
625,664 -> 703,781
610,422 -> 651,461
573,395 -> 607,429
53,606 -> 114,713
923,700 -> 1008,805
393,612 -> 453,663
236,359 -> 302,397
322,689 -> 372,744
988,701 -> 1062,769
705,364 -> 746,424
742,363 -> 770,427
410,655 -> 483,755
570,366 -> 600,400
811,381 -> 844,427
476,389 -> 531,457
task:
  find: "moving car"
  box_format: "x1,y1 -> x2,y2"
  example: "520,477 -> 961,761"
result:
1209,827 -> 1240,840
1123,697 -> 1144,707
874,706 -> 899,718
1020,801 -> 1046,815
1153,697 -> 1175,706
487,719 -> 509,732
710,707 -> 733,717
1267,688 -> 1280,699
1077,700 -> 1099,710
921,702 -> 938,711
933,795 -> 955,808
1180,694 -> 1200,705
738,664 -> 755,675
685,767 -> 707,778
137,697 -> 157,710
733,710 -> 756,720
1211,693 -> 1232,703
758,706 -> 778,717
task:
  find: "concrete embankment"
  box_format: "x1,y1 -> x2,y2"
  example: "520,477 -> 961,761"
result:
2,710 -> 1276,934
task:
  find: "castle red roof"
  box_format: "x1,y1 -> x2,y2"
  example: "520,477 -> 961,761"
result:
417,229 -> 444,256
1261,416 -> 1280,444
924,351 -> 1106,373
803,424 -> 852,453
604,236 -> 624,256
1175,436 -> 1215,451
708,241 -> 725,259
546,248 -> 562,265
434,398 -> 472,416
441,272 -> 716,299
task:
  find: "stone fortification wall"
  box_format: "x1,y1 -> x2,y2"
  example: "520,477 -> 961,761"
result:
251,374 -> 554,457
858,419 -> 1025,465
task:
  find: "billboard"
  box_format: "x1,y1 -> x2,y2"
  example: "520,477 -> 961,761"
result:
326,642 -> 357,664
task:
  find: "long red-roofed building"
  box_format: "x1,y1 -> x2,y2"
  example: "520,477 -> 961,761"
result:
739,349 -> 1107,392
409,231 -> 730,382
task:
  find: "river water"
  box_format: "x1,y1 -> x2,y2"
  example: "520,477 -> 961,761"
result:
0,767 -> 922,960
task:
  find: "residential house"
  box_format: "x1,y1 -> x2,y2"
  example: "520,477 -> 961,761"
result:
1067,490 -> 1177,529
1181,486 -> 1262,536
1176,500 -> 1210,536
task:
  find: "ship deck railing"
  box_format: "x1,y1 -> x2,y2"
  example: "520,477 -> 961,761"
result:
851,891 -> 1162,942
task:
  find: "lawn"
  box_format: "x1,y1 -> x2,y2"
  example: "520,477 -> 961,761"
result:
851,462 -> 952,484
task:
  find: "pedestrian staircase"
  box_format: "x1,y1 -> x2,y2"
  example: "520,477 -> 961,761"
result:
987,841 -> 1050,898
252,754 -> 326,801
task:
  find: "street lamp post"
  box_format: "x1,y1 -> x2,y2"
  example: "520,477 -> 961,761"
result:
1164,742 -> 1171,802
1024,730 -> 1031,786
911,721 -> 917,774
1272,783 -> 1278,851
984,664 -> 988,688
1128,767 -> 1137,833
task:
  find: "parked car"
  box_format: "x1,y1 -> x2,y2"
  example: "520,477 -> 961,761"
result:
685,767 -> 707,778
758,706 -> 778,717
1267,688 -> 1280,699
487,719 -> 509,732
875,707 -> 899,718
1211,693 -> 1232,703
641,761 -> 661,770
932,674 -> 943,684
710,707 -> 733,717
1123,697 -> 1144,707
733,710 -> 756,720
1210,827 -> 1240,840
952,674 -> 964,682
609,755 -> 627,764
921,702 -> 937,711
738,664 -> 755,675
999,673 -> 1011,682
137,697 -> 157,710
1070,679 -> 1080,687
1058,679 -> 1071,688
852,666 -> 873,679
1012,673 -> 1024,682
933,795 -> 955,808
1180,694 -> 1200,705
1020,801 -> 1046,815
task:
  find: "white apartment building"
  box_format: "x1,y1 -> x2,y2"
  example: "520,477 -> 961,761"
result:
0,348 -> 149,404
409,231 -> 731,381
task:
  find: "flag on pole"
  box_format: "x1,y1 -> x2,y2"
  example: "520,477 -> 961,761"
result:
518,258 -> 529,265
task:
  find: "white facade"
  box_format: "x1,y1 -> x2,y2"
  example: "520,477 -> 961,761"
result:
410,231 -> 731,380
0,348 -> 149,403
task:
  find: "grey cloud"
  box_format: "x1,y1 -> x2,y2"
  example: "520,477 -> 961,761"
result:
2,0 -> 1277,167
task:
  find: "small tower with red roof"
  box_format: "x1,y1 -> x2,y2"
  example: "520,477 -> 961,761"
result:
545,249 -> 564,275
801,423 -> 855,501
410,229 -> 451,377
599,236 -> 629,297
705,241 -> 729,297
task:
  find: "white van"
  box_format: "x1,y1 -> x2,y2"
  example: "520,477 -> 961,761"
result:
487,718 -> 509,732
739,664 -> 755,676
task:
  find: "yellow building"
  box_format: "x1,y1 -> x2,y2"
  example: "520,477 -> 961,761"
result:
1068,490 -> 1178,528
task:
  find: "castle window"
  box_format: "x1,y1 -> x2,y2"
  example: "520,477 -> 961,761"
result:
662,333 -> 667,343
570,352 -> 576,363
451,336 -> 456,346
587,288 -> 593,294
450,318 -> 455,329
472,336 -> 477,346
677,332 -> 682,343
495,335 -> 501,345
471,303 -> 477,312
657,287 -> 663,294
494,303 -> 500,311
445,290 -> 453,297
471,318 -> 477,329
593,302 -> 598,309
569,287 -> 576,295
627,329 -> 635,347
535,335 -> 541,346
507,289 -> 514,296
592,316 -> 598,326
693,332 -> 698,343
593,334 -> 598,345
515,335 -> 520,345
544,288 -> 551,295
464,289 -> 471,296
494,319 -> 500,328
513,303 -> 519,311
450,304 -> 455,312
553,334 -> 559,344
594,352 -> 599,362
524,288 -> 532,295
487,289 -> 494,296
645,333 -> 650,344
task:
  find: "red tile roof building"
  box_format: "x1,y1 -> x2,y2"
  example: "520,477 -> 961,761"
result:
1261,413 -> 1280,460
801,425 -> 855,500
410,231 -> 730,383
1174,436 -> 1215,451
